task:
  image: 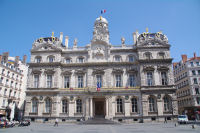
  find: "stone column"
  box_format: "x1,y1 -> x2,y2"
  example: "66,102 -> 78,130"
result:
105,96 -> 109,119
111,96 -> 116,118
90,97 -> 93,118
38,101 -> 44,116
85,97 -> 90,120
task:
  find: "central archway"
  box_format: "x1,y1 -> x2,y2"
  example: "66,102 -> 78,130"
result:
93,97 -> 106,117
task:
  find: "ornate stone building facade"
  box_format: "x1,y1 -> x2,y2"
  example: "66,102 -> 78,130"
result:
24,16 -> 177,122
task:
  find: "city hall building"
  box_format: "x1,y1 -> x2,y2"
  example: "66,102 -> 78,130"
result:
24,16 -> 178,123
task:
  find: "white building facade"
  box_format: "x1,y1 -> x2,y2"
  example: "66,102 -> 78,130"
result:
174,53 -> 200,120
0,52 -> 28,120
24,16 -> 178,123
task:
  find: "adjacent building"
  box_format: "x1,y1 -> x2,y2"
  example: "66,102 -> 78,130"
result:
173,53 -> 200,120
0,52 -> 28,120
24,16 -> 178,123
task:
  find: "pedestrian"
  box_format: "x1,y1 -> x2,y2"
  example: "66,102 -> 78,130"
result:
164,117 -> 167,123
54,118 -> 58,127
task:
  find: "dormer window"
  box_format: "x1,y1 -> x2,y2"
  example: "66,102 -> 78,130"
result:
115,56 -> 121,62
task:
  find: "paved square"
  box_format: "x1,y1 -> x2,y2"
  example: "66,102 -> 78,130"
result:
1,122 -> 200,133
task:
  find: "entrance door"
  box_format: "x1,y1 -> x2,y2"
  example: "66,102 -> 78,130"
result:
94,98 -> 105,117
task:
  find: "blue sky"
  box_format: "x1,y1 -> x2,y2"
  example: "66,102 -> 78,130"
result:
0,0 -> 200,62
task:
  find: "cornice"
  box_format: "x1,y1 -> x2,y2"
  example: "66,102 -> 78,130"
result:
138,58 -> 173,63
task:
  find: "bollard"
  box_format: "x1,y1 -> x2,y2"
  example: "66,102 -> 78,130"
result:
192,124 -> 195,129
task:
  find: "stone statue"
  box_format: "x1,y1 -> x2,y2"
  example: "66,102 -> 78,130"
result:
121,37 -> 125,45
74,38 -> 78,46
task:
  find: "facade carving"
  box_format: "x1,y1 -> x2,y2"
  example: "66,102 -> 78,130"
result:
24,16 -> 177,123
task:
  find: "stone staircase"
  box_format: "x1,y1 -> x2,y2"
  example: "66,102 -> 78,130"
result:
79,117 -> 119,125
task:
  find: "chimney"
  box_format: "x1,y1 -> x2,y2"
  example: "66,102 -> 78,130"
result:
15,56 -> 19,65
181,54 -> 187,63
194,52 -> 196,59
59,32 -> 63,43
173,63 -> 177,68
65,36 -> 69,48
23,55 -> 27,63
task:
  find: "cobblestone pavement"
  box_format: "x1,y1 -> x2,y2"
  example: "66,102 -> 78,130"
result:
0,122 -> 200,133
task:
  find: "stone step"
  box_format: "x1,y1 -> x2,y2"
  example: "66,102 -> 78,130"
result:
79,117 -> 119,125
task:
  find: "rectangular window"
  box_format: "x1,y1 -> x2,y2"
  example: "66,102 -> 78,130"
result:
36,58 -> 41,63
147,72 -> 153,86
198,70 -> 200,75
78,75 -> 83,88
2,99 -> 6,107
197,97 -> 200,104
195,88 -> 200,94
4,89 -> 7,96
96,75 -> 102,87
196,62 -> 200,66
129,75 -> 135,87
47,75 -> 52,88
129,56 -> 134,62
190,62 -> 194,66
192,70 -> 196,75
116,75 -> 122,87
193,78 -> 198,84
49,57 -> 54,62
161,72 -> 168,85
64,76 -> 70,88
66,59 -> 70,64
34,75 -> 39,88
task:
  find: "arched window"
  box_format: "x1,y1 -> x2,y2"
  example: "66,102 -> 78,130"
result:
149,96 -> 157,112
144,52 -> 152,60
131,97 -> 138,113
32,98 -> 38,113
128,55 -> 135,62
62,99 -> 68,113
47,55 -> 55,63
163,96 -> 172,112
77,57 -> 84,63
114,55 -> 121,62
76,99 -> 82,113
65,58 -> 71,64
45,98 -> 52,113
158,52 -> 165,59
35,56 -> 41,63
116,98 -> 123,113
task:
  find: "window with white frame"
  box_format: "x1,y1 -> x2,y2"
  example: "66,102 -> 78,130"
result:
149,97 -> 156,112
48,56 -> 54,62
76,99 -> 82,113
115,74 -> 122,87
4,89 -> 7,96
64,76 -> 70,88
78,75 -> 83,88
47,75 -> 53,88
32,98 -> 38,113
62,99 -> 68,113
35,57 -> 41,63
34,75 -> 39,88
2,99 -> 6,107
45,98 -> 52,113
193,78 -> 198,84
129,74 -> 135,87
161,72 -> 168,85
116,98 -> 123,113
163,96 -> 172,112
147,72 -> 153,86
131,98 -> 138,113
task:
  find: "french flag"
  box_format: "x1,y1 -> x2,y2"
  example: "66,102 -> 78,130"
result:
101,9 -> 106,14
97,82 -> 101,91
